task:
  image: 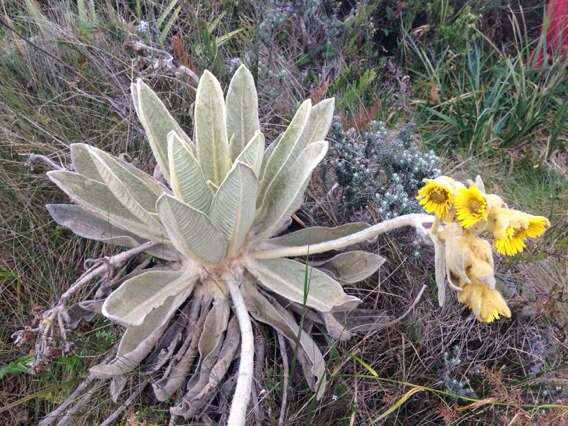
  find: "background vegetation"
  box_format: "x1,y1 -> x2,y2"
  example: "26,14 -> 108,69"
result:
1,0 -> 567,424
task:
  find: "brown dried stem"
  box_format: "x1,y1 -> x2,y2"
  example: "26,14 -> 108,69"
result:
99,382 -> 148,426
36,241 -> 157,358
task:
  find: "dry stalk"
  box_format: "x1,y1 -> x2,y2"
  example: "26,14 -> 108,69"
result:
36,242 -> 157,359
99,382 -> 148,426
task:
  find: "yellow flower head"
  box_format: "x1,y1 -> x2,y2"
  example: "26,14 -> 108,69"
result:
417,176 -> 463,220
489,209 -> 548,256
526,215 -> 550,238
494,226 -> 527,256
457,279 -> 511,323
454,185 -> 488,228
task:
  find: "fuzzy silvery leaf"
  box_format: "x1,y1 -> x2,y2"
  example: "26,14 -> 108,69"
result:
194,70 -> 230,186
89,149 -> 163,232
167,131 -> 213,213
226,64 -> 260,161
209,162 -> 258,256
133,80 -> 194,182
263,222 -> 370,249
46,204 -> 179,261
233,131 -> 264,178
260,133 -> 282,178
87,146 -> 163,207
156,193 -> 227,264
47,171 -> 164,242
241,280 -> 326,399
297,98 -> 334,146
71,143 -> 102,181
311,251 -> 385,284
254,141 -> 328,241
245,257 -> 361,313
102,268 -> 199,327
256,99 -> 311,210
92,287 -> 193,378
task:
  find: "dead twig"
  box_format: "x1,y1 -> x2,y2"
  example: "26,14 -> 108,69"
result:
23,153 -> 65,171
37,375 -> 97,426
33,242 -> 157,369
99,382 -> 148,426
124,40 -> 199,86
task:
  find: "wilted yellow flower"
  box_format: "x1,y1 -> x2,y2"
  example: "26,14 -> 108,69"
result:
417,176 -> 463,220
454,186 -> 488,228
442,224 -> 495,289
457,279 -> 511,323
494,226 -> 527,256
489,209 -> 548,256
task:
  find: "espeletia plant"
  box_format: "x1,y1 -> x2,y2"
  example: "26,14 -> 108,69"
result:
29,65 -> 433,426
23,65 -> 550,425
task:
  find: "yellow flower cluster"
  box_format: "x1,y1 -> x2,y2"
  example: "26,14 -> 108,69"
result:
417,176 -> 550,323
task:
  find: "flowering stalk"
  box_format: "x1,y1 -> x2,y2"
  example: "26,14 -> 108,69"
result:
253,213 -> 433,260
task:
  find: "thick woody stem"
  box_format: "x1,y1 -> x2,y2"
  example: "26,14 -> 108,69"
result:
226,278 -> 254,426
253,213 -> 433,260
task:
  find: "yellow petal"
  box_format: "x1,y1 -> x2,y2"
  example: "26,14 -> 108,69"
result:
526,215 -> 550,238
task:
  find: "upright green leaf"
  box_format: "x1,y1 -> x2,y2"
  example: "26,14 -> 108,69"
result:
168,131 -> 212,212
233,131 -> 264,178
90,150 -> 163,232
88,146 -> 163,202
102,268 -> 199,327
257,99 -> 311,209
47,171 -> 164,241
133,80 -> 194,181
298,98 -> 334,146
156,193 -> 227,264
194,70 -> 230,186
245,257 -> 361,313
88,146 -> 164,197
226,65 -> 260,161
254,141 -> 328,241
209,162 -> 258,256
71,143 -> 101,181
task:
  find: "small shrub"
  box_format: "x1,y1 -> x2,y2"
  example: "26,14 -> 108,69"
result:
324,117 -> 441,222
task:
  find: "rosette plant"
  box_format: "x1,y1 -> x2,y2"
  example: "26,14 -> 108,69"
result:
40,65 -> 394,425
